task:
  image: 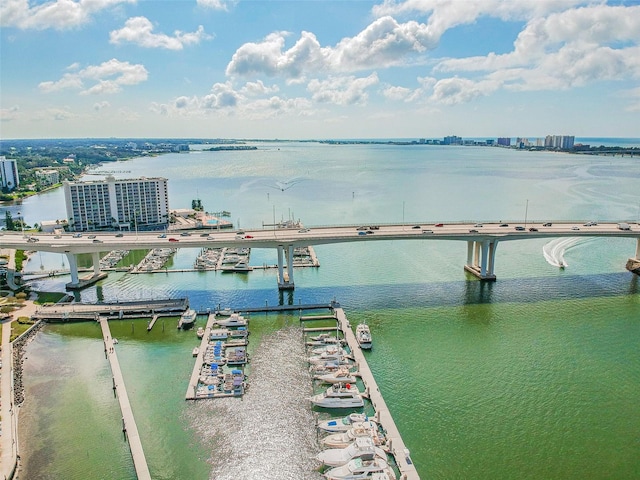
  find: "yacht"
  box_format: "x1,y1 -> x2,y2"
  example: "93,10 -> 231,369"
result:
178,309 -> 197,329
310,383 -> 364,408
215,313 -> 248,327
314,366 -> 358,385
317,436 -> 387,467
219,260 -> 253,272
317,413 -> 371,433
322,423 -> 385,449
355,323 -> 372,350
322,457 -> 396,480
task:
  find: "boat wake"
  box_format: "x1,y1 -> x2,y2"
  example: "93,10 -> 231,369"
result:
542,237 -> 592,268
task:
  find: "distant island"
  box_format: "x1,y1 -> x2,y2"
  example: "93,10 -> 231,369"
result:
204,145 -> 258,151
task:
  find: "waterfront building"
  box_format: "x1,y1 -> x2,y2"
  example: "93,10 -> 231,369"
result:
35,169 -> 60,186
544,135 -> 575,149
0,156 -> 20,191
497,137 -> 511,147
443,135 -> 462,145
63,175 -> 169,231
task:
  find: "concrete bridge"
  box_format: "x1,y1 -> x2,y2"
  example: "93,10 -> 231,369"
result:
2,221 -> 639,289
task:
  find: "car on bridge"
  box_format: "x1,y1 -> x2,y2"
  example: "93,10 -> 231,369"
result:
115,233 -> 124,237
92,239 -> 103,243
529,227 -> 538,232
543,222 -> 552,227
158,233 -> 167,238
299,228 -> 310,233
515,226 -> 525,231
435,223 -> 444,227
469,229 -> 479,233
584,221 -> 598,226
499,223 -> 509,227
168,238 -> 179,242
73,233 -> 82,238
422,229 -> 433,234
412,225 -> 421,229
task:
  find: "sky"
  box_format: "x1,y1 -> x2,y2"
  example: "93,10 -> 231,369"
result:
1,0 -> 640,139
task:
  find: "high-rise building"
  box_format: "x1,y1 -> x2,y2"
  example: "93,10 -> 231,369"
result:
0,156 -> 20,191
64,176 -> 169,231
497,137 -> 511,146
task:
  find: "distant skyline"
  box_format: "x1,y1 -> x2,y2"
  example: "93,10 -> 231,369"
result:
1,0 -> 639,139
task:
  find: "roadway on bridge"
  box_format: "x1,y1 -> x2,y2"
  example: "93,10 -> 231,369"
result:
1,221 -> 638,254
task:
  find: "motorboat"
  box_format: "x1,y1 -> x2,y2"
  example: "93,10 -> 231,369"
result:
317,413 -> 370,433
317,437 -> 387,467
209,329 -> 230,340
219,260 -> 253,272
215,313 -> 248,327
217,308 -> 234,316
310,344 -> 347,356
307,333 -> 343,346
196,327 -> 205,339
310,383 -> 364,409
314,366 -> 358,384
322,457 -> 396,480
356,323 -> 372,350
322,423 -> 385,449
178,308 -> 197,329
192,346 -> 199,357
309,350 -> 350,365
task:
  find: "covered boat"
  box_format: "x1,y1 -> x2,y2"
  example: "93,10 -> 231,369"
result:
355,323 -> 372,350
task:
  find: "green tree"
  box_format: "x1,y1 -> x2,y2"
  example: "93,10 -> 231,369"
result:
4,211 -> 14,230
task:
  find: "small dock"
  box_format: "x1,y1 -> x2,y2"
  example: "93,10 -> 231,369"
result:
31,298 -> 188,322
100,319 -> 152,480
334,308 -> 420,480
185,313 -> 218,400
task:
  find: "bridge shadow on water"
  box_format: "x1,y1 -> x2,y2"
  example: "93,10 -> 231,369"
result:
287,271 -> 640,311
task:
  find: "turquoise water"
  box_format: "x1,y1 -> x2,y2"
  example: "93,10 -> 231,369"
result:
14,142 -> 640,479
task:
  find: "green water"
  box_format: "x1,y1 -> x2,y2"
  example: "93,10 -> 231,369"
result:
15,142 -> 640,479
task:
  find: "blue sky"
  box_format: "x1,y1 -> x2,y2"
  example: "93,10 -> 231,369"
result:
1,0 -> 639,139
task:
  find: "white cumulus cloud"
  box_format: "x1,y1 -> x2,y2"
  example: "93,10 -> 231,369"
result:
110,17 -> 212,50
39,58 -> 148,95
307,74 -> 379,106
1,0 -> 136,30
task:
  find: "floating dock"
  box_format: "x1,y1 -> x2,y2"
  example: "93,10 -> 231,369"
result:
99,319 -> 151,480
31,298 -> 188,322
334,308 -> 420,480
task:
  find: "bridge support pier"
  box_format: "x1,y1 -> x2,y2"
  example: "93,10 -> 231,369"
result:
276,245 -> 295,290
65,251 -> 108,290
464,239 -> 498,281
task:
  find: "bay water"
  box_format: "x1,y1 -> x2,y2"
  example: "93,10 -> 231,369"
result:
10,142 -> 640,479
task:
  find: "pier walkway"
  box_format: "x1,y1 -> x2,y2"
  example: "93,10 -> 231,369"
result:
185,313 -> 218,400
99,319 -> 151,480
335,308 -> 420,480
0,321 -> 18,480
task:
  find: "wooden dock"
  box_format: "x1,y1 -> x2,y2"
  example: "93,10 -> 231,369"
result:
99,319 -> 152,480
335,308 -> 420,480
185,313 -> 218,400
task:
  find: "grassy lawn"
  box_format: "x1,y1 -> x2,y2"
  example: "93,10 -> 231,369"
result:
35,291 -> 68,304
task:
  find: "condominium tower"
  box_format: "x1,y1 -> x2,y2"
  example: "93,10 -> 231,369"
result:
63,176 -> 169,231
0,156 -> 20,191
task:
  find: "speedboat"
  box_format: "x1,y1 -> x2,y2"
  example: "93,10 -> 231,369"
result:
317,437 -> 387,467
178,308 -> 197,329
215,313 -> 248,327
314,366 -> 358,384
310,383 -> 364,408
317,413 -> 370,433
322,457 -> 396,479
192,346 -> 199,357
311,344 -> 347,355
196,327 -> 205,339
309,350 -> 350,365
322,423 -> 385,449
356,323 -> 372,350
220,260 -> 253,272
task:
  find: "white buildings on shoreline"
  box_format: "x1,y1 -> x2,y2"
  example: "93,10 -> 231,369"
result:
0,156 -> 20,191
64,175 -> 169,231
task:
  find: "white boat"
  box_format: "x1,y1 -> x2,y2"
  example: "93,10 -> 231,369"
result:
322,457 -> 395,480
310,383 -> 364,408
314,366 -> 358,384
317,413 -> 371,433
311,344 -> 347,355
322,423 -> 385,449
307,333 -> 343,346
317,437 -> 387,467
196,327 -> 205,339
356,323 -> 372,350
192,346 -> 199,357
178,309 -> 197,329
215,313 -> 248,327
220,260 -> 253,272
309,350 -> 350,365
226,346 -> 248,365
